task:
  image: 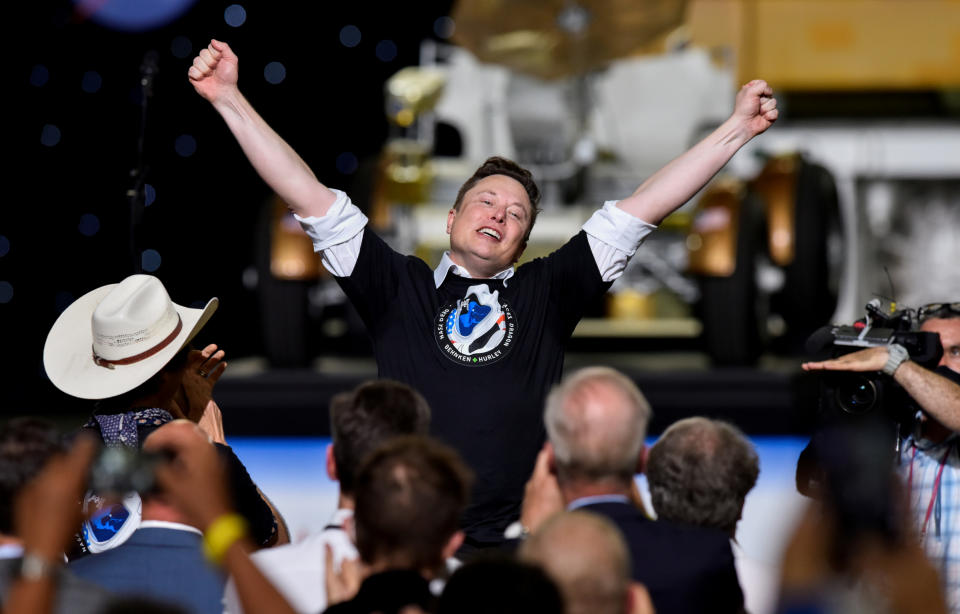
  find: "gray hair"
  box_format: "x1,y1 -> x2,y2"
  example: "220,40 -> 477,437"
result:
646,417 -> 759,535
544,366 -> 652,485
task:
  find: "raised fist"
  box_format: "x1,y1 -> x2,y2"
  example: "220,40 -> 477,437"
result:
733,79 -> 778,138
188,39 -> 239,103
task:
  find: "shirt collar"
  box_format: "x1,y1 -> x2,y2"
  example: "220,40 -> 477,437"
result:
138,520 -> 203,535
330,508 -> 354,527
567,494 -> 631,510
906,431 -> 959,454
433,252 -> 515,288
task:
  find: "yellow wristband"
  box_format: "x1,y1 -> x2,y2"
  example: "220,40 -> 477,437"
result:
203,513 -> 248,566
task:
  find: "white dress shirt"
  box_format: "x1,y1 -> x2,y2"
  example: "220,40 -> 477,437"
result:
221,508 -> 357,614
295,190 -> 656,284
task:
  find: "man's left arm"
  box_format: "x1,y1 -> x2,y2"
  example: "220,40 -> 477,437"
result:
617,80 -> 777,225
580,80 -> 777,284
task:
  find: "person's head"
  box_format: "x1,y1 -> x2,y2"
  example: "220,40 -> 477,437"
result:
446,157 -> 541,276
646,417 -> 759,536
520,511 -> 636,614
43,274 -> 217,404
94,345 -> 194,416
353,435 -> 473,574
544,367 -> 652,490
919,302 -> 960,373
438,553 -> 564,614
329,379 -> 431,496
0,418 -> 65,535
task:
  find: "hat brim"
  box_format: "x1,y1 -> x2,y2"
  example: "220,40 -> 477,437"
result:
43,284 -> 219,400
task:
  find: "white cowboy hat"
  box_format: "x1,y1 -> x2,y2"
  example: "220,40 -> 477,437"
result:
43,274 -> 218,400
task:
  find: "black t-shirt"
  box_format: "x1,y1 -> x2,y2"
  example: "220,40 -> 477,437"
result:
338,229 -> 610,543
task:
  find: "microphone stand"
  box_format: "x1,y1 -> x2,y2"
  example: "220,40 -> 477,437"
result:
127,50 -> 159,273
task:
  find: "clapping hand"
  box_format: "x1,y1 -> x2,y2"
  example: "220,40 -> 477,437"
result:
173,344 -> 228,443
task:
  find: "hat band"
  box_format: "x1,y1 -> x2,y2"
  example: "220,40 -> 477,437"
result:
92,316 -> 183,369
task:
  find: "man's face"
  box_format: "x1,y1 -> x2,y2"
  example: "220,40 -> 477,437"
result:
446,174 -> 533,278
920,317 -> 960,373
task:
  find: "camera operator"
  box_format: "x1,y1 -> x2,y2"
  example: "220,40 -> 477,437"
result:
803,302 -> 960,611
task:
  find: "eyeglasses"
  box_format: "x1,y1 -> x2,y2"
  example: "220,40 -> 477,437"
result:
918,302 -> 960,322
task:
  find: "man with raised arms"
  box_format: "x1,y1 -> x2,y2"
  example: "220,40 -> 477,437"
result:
189,39 -> 778,553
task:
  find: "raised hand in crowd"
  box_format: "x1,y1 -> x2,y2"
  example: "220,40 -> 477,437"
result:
172,343 -> 228,443
519,444 -> 565,535
5,435 -> 99,614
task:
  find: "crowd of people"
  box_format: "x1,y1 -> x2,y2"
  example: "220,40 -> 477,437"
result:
4,296 -> 960,614
3,37 -> 960,614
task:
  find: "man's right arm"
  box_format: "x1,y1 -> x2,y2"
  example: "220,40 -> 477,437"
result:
893,361 -> 960,431
188,39 -> 337,218
802,347 -> 960,431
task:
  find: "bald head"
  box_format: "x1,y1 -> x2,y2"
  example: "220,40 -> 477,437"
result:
520,511 -> 631,614
646,417 -> 759,536
544,367 -> 651,486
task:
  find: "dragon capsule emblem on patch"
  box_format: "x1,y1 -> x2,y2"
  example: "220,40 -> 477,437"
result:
434,283 -> 517,366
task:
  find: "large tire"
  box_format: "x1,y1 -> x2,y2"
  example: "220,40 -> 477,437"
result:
697,194 -> 767,366
775,159 -> 842,351
256,200 -> 311,368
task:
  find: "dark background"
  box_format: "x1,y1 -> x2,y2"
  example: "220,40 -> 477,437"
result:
4,0 -> 455,417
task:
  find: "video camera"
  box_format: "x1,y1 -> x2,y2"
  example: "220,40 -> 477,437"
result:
806,298 -> 943,421
796,299 -> 944,548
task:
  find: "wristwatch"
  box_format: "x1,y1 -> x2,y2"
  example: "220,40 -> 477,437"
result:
18,552 -> 59,581
882,343 -> 910,376
503,520 -> 530,540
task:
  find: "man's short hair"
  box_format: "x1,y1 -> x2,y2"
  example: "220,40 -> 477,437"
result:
544,367 -> 652,485
646,417 -> 759,535
353,435 -> 473,571
330,380 -> 431,495
453,156 -> 542,241
520,511 -> 631,614
0,418 -> 65,534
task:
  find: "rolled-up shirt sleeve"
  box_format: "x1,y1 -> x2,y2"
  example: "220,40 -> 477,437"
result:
294,189 -> 368,277
582,200 -> 657,282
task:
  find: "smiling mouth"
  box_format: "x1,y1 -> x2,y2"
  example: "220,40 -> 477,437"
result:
478,228 -> 502,241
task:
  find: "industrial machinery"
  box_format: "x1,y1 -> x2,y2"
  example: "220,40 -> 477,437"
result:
259,0 -> 960,366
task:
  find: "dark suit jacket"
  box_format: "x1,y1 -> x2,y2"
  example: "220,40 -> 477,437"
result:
68,526 -> 225,614
0,557 -> 114,614
580,501 -> 744,614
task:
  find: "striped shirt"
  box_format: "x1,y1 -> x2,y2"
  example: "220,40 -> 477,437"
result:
901,435 -> 960,613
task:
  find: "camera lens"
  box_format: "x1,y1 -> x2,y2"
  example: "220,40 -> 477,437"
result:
836,376 -> 878,414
